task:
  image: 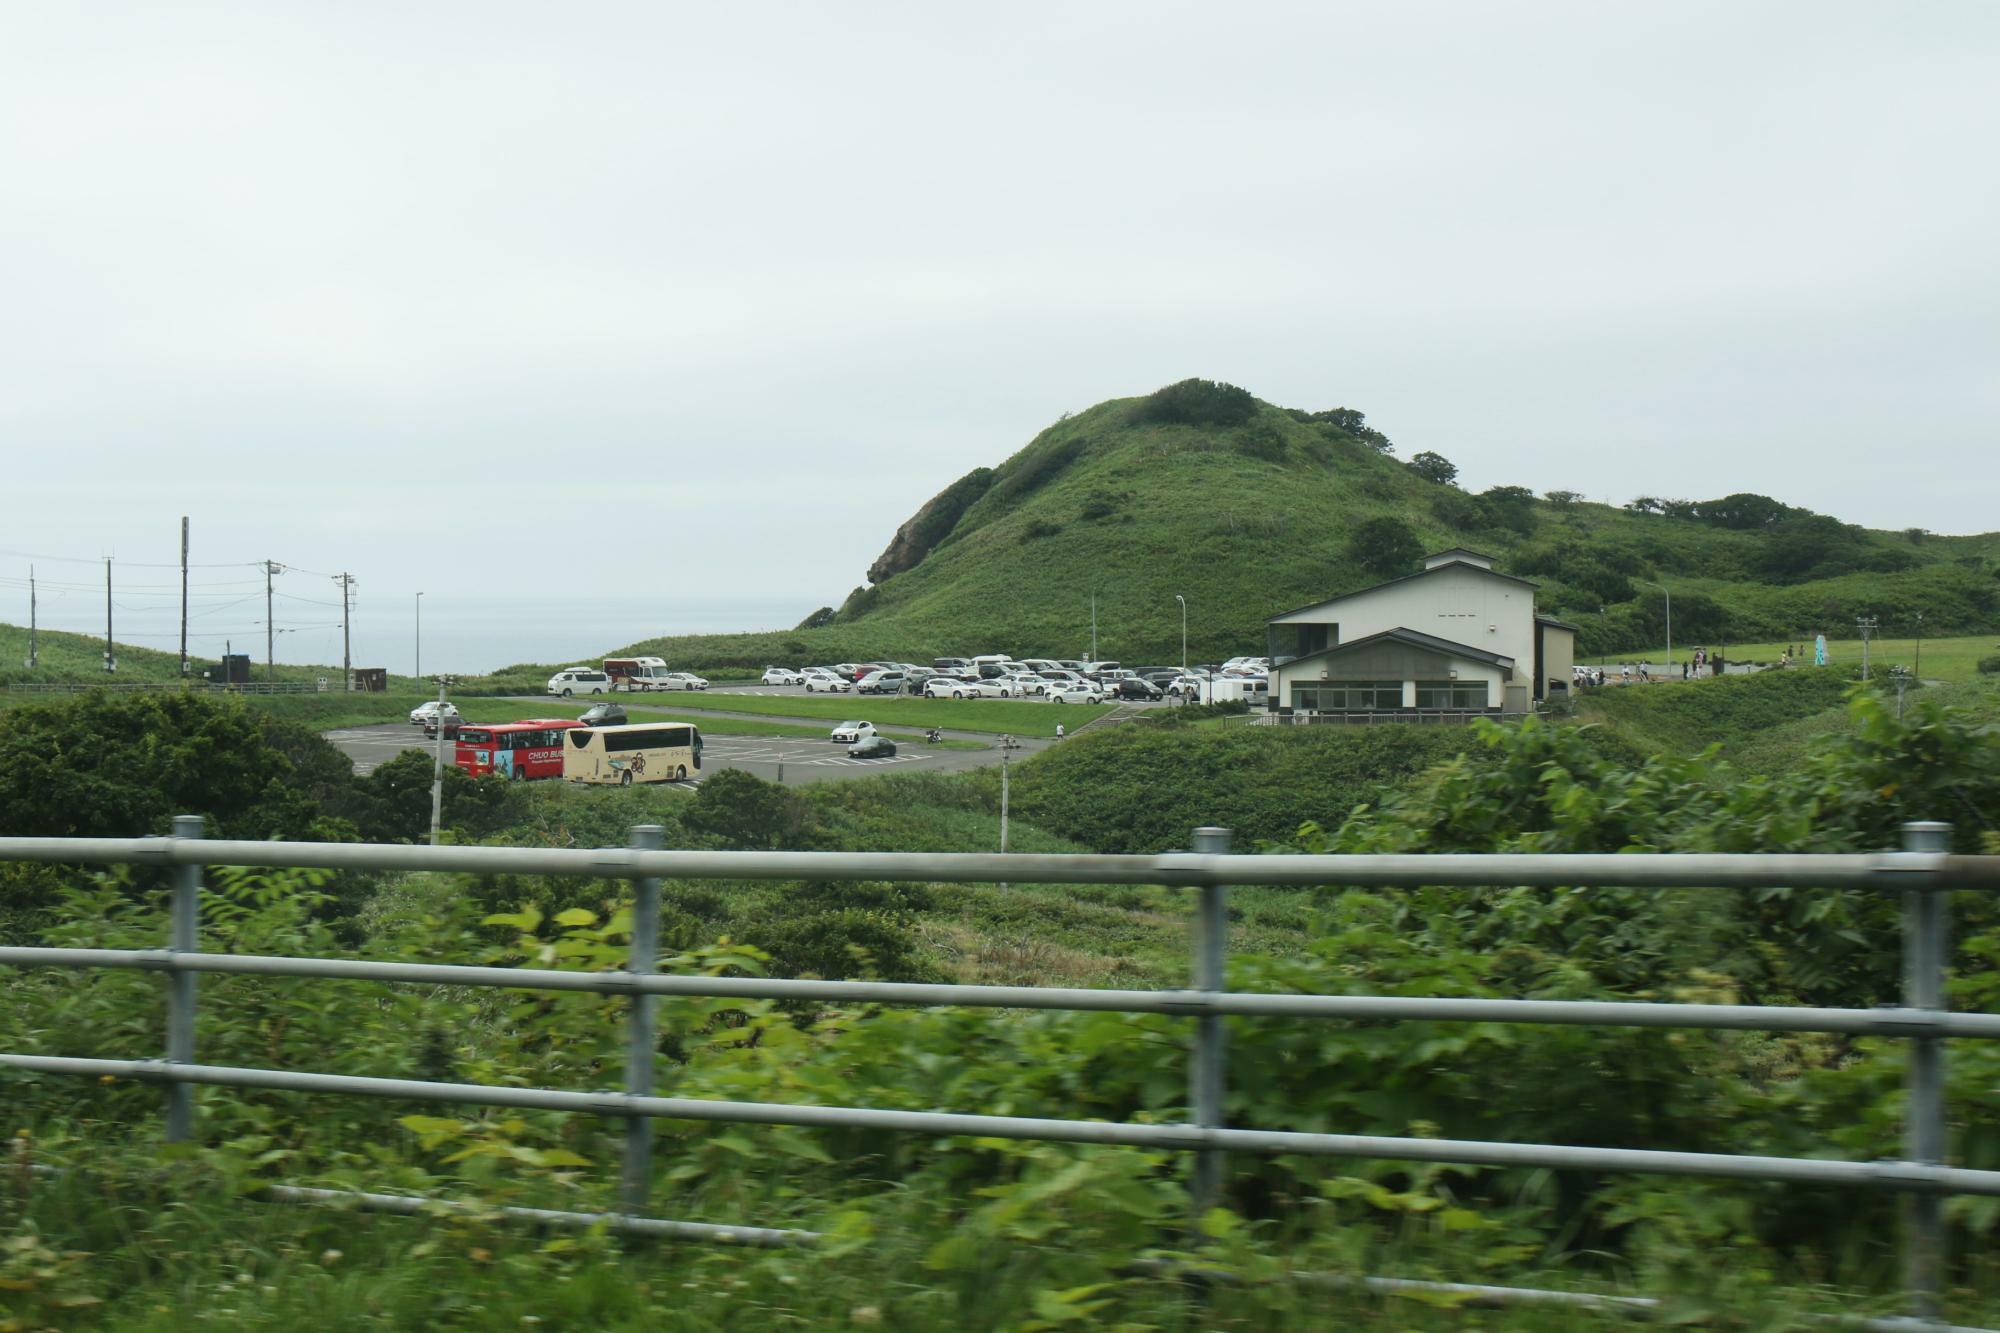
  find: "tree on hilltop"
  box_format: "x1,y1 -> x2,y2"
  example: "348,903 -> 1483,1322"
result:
1406,451 -> 1458,485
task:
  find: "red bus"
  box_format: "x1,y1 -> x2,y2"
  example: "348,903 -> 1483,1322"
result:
454,720 -> 582,781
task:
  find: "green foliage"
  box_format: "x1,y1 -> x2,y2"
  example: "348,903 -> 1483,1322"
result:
1978,654 -> 2000,675
0,692 -> 347,844
1020,518 -> 1062,542
337,749 -> 524,845
1475,484 -> 1538,536
1011,722 -> 1473,852
683,768 -> 824,849
1344,515 -> 1423,576
1132,377 -> 1258,427
1231,421 -> 1288,462
1406,450 -> 1457,485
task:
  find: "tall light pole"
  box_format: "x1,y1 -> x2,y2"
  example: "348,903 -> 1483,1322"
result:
1175,594 -> 1187,675
415,592 -> 424,681
428,675 -> 455,847
1643,580 -> 1671,669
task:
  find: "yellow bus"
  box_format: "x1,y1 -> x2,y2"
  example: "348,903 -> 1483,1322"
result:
563,722 -> 703,785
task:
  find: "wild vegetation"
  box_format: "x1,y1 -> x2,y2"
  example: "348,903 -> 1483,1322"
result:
6,680 -> 2000,1324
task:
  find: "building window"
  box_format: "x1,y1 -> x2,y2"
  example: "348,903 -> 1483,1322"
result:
1269,622 -> 1331,665
1415,680 -> 1488,709
1295,680 -> 1402,712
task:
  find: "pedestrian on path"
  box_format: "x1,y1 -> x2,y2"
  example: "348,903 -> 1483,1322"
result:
1055,723 -> 1065,741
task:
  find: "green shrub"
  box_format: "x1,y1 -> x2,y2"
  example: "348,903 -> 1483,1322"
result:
1232,421 -> 1287,462
1133,377 -> 1258,427
1979,654 -> 2000,675
1020,519 -> 1061,542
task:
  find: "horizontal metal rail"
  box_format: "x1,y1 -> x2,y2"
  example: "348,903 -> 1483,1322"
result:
5,823 -> 1993,1326
7,1054 -> 2000,1198
263,1185 -> 818,1247
5,945 -> 1999,1038
1,832 -> 1996,890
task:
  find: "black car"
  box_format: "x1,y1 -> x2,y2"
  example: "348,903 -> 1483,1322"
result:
849,735 -> 899,759
1113,678 -> 1164,701
578,702 -> 629,727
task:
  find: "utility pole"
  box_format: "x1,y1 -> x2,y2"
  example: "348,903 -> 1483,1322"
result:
428,676 -> 456,846
103,557 -> 115,673
414,591 -> 423,681
1856,615 -> 1877,682
333,573 -> 356,691
179,518 -> 190,676
25,566 -> 36,669
262,560 -> 285,683
1176,593 -> 1187,674
1914,611 -> 1923,680
1090,588 -> 1098,662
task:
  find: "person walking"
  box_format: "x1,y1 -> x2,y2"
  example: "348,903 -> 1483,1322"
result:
1055,722 -> 1065,741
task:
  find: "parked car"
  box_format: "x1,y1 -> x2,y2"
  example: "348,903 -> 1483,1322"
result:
1001,671 -> 1052,697
803,669 -> 852,693
830,720 -> 877,744
572,702 -> 627,727
660,672 -> 709,691
830,663 -> 863,681
848,735 -> 899,759
410,700 -> 461,727
546,667 -> 612,697
923,677 -> 966,699
761,666 -> 805,686
933,657 -> 972,672
411,700 -> 462,737
934,677 -> 1007,699
1044,683 -> 1103,704
1113,678 -> 1164,701
855,670 -> 906,695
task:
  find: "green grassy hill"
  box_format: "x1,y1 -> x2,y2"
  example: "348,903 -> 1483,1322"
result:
601,379 -> 1998,671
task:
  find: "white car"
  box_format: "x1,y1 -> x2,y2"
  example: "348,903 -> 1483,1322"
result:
762,666 -> 805,686
1001,672 -> 1052,697
1045,683 -> 1103,704
660,672 -> 709,691
942,677 -> 1010,699
803,669 -> 851,693
829,720 -> 877,744
546,667 -> 611,697
409,700 -> 461,727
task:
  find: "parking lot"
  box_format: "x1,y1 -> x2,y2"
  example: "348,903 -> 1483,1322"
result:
323,724 -> 1029,788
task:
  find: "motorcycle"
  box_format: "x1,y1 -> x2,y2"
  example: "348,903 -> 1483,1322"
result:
924,727 -> 943,745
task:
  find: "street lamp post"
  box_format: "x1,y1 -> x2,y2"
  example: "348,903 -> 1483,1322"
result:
415,592 -> 424,682
1643,580 -> 1672,671
1175,594 -> 1187,675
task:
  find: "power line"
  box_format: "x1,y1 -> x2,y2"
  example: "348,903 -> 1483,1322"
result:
0,547 -> 255,570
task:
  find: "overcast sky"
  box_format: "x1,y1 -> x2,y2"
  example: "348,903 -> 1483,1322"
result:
4,3 -> 1996,653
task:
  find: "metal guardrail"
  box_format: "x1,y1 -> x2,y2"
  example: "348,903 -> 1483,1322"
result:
2,823 -> 1998,1325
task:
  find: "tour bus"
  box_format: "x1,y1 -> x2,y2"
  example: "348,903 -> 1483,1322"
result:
563,721 -> 703,785
454,720 -> 582,781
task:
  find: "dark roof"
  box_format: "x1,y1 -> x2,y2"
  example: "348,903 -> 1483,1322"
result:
1536,614 -> 1582,632
1268,558 -> 1539,622
1425,546 -> 1498,562
1279,626 -> 1515,673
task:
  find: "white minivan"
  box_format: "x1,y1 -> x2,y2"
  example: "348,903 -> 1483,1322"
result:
547,667 -> 612,697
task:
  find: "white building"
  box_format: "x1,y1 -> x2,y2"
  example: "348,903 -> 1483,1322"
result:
1266,548 -> 1576,720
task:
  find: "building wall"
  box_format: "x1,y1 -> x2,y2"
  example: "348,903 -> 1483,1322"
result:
1539,625 -> 1575,698
1272,564 -> 1535,674
1273,643 -> 1506,710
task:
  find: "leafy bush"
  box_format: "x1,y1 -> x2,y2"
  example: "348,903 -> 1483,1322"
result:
1077,489 -> 1124,521
1980,655 -> 2000,675
1133,378 -> 1258,427
990,439 -> 1084,507
1344,515 -> 1423,576
1406,451 -> 1457,485
1232,421 -> 1288,462
1020,519 -> 1061,542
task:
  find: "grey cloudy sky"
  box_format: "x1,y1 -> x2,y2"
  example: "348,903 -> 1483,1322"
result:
4,2 -> 1997,655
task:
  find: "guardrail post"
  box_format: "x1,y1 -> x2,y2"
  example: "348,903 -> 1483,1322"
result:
1900,819 -> 1951,1321
621,824 -> 664,1214
166,814 -> 203,1142
1189,826 -> 1231,1223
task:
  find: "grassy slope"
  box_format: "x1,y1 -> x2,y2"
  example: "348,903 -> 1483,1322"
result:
603,392 -> 2000,671
1608,634 -> 1998,682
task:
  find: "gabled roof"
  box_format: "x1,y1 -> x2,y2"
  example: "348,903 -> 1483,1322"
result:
1269,558 -> 1539,623
1536,614 -> 1582,632
1424,546 -> 1498,565
1279,626 -> 1515,673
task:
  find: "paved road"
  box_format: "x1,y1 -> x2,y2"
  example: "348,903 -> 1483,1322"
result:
324,722 -> 1051,788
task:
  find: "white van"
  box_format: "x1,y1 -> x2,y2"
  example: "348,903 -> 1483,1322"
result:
547,667 -> 612,697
